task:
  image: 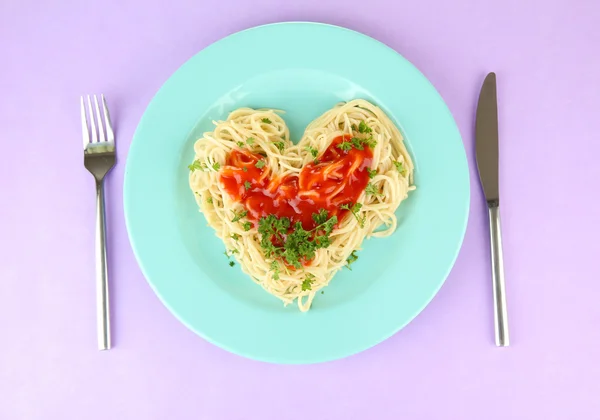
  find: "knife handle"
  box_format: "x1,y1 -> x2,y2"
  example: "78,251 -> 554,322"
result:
488,204 -> 509,346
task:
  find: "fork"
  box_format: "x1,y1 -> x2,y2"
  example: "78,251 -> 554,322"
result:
81,95 -> 116,350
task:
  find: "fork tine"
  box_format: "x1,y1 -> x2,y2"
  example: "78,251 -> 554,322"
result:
101,95 -> 115,143
81,96 -> 90,149
87,95 -> 98,143
93,95 -> 106,143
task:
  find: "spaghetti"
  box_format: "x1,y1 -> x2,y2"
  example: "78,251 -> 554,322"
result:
189,99 -> 414,311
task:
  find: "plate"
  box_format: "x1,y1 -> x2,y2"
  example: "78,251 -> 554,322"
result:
124,22 -> 469,363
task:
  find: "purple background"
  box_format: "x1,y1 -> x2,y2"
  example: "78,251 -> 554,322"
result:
1,0 -> 599,419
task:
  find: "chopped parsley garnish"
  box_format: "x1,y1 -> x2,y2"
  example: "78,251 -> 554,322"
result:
231,209 -> 248,223
394,161 -> 405,175
188,159 -> 220,172
312,209 -> 329,225
273,141 -> 285,152
367,168 -> 377,179
337,141 -> 353,152
246,137 -> 255,145
365,183 -> 382,196
242,221 -> 252,231
237,141 -> 245,147
305,146 -> 318,158
340,203 -> 365,228
261,118 -> 272,124
188,160 -> 205,171
229,261 -> 235,267
255,160 -> 266,169
257,212 -> 337,269
270,260 -> 280,280
346,250 -> 359,269
242,166 -> 248,172
358,121 -> 372,134
244,181 -> 252,190
231,233 -> 240,241
362,136 -> 377,148
351,123 -> 358,132
351,137 -> 364,150
302,273 -> 315,291
336,135 -> 376,153
207,197 -> 213,204
304,145 -> 319,163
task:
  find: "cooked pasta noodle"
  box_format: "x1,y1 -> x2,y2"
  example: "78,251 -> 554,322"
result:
189,99 -> 414,311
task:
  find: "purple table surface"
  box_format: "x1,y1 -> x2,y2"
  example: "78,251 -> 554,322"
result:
1,0 -> 599,419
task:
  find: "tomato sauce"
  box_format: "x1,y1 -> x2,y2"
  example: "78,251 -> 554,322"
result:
220,135 -> 372,231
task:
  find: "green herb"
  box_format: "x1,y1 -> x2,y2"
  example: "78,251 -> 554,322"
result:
336,141 -> 353,152
321,291 -> 324,295
312,209 -> 329,225
337,134 -> 377,152
365,183 -> 382,196
242,221 -> 252,231
229,261 -> 235,267
188,159 -> 220,172
246,137 -> 255,145
258,215 -> 291,259
351,123 -> 358,132
231,233 -> 240,241
363,136 -> 377,148
261,118 -> 272,124
351,137 -> 364,150
340,202 -> 365,228
237,141 -> 245,147
302,273 -> 315,291
244,181 -> 252,190
393,161 -> 405,175
270,260 -> 280,280
273,141 -> 285,152
224,251 -> 230,259
230,249 -> 239,254
367,168 -> 377,179
231,209 -> 248,223
255,160 -> 266,169
358,121 -> 372,134
304,145 -> 320,163
257,212 -> 337,269
305,146 -> 319,158
207,197 -> 213,204
346,250 -> 359,270
188,160 -> 206,172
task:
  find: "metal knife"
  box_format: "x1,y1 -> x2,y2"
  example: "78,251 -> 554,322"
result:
475,72 -> 509,347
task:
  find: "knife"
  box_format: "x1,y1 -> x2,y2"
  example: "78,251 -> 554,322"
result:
475,72 -> 509,347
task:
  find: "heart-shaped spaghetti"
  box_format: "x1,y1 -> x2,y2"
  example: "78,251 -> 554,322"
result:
189,99 -> 414,311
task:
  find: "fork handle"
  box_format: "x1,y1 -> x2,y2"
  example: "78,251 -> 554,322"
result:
95,179 -> 111,350
488,204 -> 509,347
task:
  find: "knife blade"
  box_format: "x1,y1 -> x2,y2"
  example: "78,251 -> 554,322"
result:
476,73 -> 499,205
475,72 -> 509,347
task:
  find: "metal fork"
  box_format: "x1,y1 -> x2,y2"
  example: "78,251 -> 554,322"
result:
81,95 -> 116,350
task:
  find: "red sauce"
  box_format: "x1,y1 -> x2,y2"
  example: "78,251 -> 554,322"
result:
220,135 -> 372,231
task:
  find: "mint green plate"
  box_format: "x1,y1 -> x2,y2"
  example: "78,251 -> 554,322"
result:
124,22 -> 469,364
